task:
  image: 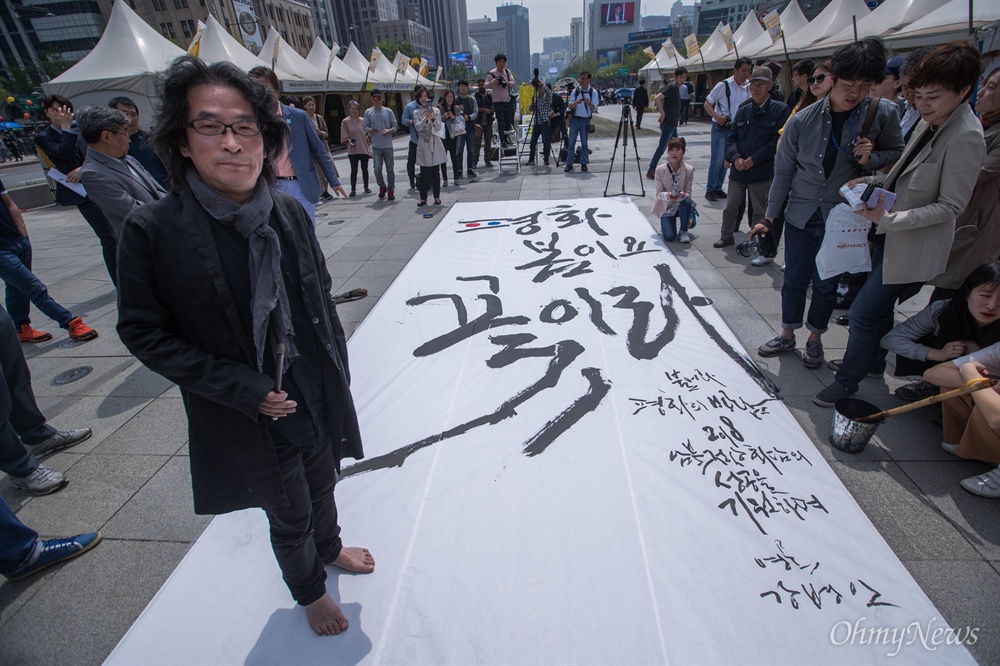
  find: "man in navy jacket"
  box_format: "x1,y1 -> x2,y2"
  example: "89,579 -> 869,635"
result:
249,67 -> 346,221
715,68 -> 789,248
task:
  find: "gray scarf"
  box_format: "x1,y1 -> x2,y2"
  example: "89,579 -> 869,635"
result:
186,170 -> 298,374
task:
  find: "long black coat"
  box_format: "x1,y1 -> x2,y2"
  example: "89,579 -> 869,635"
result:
116,186 -> 363,514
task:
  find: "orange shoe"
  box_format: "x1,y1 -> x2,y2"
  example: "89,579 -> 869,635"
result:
66,317 -> 98,341
17,324 -> 53,343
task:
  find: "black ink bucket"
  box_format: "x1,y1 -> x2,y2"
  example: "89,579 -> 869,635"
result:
830,398 -> 885,453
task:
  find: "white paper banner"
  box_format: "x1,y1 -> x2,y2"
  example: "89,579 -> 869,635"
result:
106,199 -> 976,665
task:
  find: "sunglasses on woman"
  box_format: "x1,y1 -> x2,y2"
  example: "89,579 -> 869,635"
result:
808,73 -> 828,86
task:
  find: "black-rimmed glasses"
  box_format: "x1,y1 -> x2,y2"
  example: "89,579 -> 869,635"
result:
185,119 -> 262,136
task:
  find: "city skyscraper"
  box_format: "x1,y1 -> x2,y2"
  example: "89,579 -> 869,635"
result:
496,3 -> 529,83
331,0 -> 399,56
414,0 -> 469,69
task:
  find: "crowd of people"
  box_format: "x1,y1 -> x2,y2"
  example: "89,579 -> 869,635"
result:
644,37 -> 999,499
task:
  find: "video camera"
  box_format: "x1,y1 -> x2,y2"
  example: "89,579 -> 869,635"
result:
615,88 -> 633,103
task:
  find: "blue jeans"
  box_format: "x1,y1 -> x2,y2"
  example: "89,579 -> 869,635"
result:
0,237 -> 72,330
565,117 -> 590,166
659,200 -> 692,241
274,180 -> 316,223
835,245 -> 917,392
457,133 -> 475,172
706,123 -> 730,192
0,495 -> 38,578
647,122 -> 678,171
0,305 -> 54,479
780,210 -> 839,334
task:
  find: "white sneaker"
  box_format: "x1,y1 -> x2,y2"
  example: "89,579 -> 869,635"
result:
751,255 -> 773,266
961,466 -> 1000,498
679,231 -> 691,244
9,465 -> 68,496
779,264 -> 785,272
942,442 -> 959,456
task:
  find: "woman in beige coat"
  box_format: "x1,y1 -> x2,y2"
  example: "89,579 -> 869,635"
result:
815,42 -> 987,407
413,88 -> 446,206
928,67 -> 1000,296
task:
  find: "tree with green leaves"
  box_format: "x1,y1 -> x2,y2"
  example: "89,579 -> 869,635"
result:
447,63 -> 469,82
559,53 -> 599,80
1,54 -> 74,95
376,39 -> 418,62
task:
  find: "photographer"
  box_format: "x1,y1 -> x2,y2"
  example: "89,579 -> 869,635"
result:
703,58 -> 752,201
564,71 -> 599,173
526,77 -> 552,166
486,54 -> 516,148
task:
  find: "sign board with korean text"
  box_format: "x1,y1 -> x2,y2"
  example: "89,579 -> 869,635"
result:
763,10 -> 782,43
720,23 -> 735,52
683,33 -> 700,58
105,199 -> 976,666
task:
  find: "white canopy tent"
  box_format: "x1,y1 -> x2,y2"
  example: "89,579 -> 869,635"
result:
195,16 -> 296,80
42,1 -> 185,130
260,27 -> 327,81
677,23 -> 728,70
886,0 -> 1000,49
707,0 -> 810,70
797,0 -> 943,58
756,0 -> 872,60
639,44 -> 683,86
696,12 -> 768,70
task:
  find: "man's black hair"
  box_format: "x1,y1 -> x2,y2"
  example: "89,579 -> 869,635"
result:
792,59 -> 815,76
734,57 -> 752,70
495,53 -> 507,63
150,56 -> 288,190
674,67 -> 687,77
831,37 -> 888,83
477,78 -> 485,84
457,80 -> 469,87
108,96 -> 138,112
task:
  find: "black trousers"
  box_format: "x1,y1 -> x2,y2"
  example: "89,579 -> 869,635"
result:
634,107 -> 645,128
78,199 -> 117,286
261,433 -> 342,607
419,165 -> 441,200
475,121 -> 493,165
0,306 -> 56,478
407,141 -> 417,186
441,136 -> 456,180
494,102 -> 514,143
529,121 -> 551,161
347,154 -> 370,191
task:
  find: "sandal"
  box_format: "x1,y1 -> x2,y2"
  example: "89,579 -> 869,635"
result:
434,198 -> 441,205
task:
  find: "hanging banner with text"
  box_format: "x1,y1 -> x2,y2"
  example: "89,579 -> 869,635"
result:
106,199 -> 976,666
230,0 -> 262,55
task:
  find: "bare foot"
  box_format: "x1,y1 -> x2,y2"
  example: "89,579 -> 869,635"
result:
305,593 -> 349,636
331,546 -> 375,574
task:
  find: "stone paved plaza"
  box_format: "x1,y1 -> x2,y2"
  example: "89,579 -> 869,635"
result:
0,117 -> 997,664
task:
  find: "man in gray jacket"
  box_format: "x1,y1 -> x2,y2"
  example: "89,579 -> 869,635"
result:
751,37 -> 904,371
78,106 -> 167,236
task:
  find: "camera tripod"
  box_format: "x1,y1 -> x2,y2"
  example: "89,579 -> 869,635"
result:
603,102 -> 645,198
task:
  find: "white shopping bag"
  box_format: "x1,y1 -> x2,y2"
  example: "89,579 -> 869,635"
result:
815,203 -> 872,281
